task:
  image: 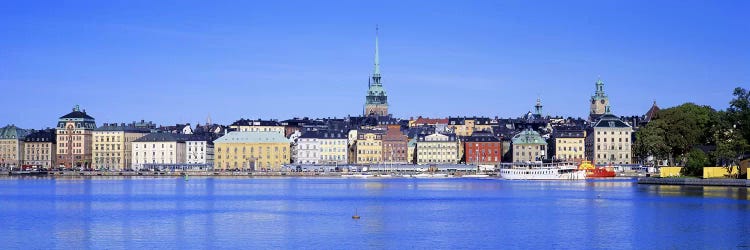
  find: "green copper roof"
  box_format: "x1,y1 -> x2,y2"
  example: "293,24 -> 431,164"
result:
0,125 -> 29,140
511,129 -> 546,145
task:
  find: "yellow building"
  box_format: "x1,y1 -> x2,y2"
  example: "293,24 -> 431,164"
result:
214,131 -> 290,171
93,123 -> 149,170
353,129 -> 384,164
416,132 -> 459,165
0,124 -> 30,169
552,130 -> 585,162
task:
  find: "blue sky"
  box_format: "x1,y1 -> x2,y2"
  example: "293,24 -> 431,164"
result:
1,1 -> 748,129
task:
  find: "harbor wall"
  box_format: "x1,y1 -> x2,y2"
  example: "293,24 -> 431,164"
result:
637,177 -> 750,187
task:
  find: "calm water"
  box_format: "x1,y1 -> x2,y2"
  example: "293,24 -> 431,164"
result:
0,177 -> 748,249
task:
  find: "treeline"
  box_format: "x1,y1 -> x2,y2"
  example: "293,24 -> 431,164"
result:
634,87 -> 749,177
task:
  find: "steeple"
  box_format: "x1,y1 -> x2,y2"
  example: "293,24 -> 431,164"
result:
373,25 -> 380,76
595,77 -> 605,97
534,97 -> 543,116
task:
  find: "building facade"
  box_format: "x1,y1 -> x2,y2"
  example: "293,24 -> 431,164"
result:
23,129 -> 56,169
93,123 -> 150,170
464,131 -> 502,165
214,132 -> 290,171
0,125 -> 30,169
586,113 -> 633,165
353,129 -> 384,164
382,125 -> 408,164
55,105 -> 96,169
364,28 -> 388,116
416,132 -> 459,165
131,133 -> 187,170
448,117 -> 493,137
319,131 -> 348,165
295,131 -> 321,165
186,134 -> 214,167
552,129 -> 585,162
511,129 -> 547,162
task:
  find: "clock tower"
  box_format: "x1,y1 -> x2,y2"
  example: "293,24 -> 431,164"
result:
589,78 -> 609,121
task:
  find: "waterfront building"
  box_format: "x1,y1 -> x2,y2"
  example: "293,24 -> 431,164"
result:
464,131 -> 502,165
214,132 -> 290,171
353,129 -> 384,164
295,131 -> 321,165
93,123 -> 150,170
382,125 -> 408,164
364,27 -> 389,116
22,129 -> 56,169
551,129 -> 586,162
589,78 -> 610,121
586,109 -> 633,165
131,133 -> 187,170
0,125 -> 30,169
230,119 -> 285,134
55,105 -> 96,169
319,131 -> 348,165
511,129 -> 547,162
185,134 -> 215,167
416,132 -> 459,165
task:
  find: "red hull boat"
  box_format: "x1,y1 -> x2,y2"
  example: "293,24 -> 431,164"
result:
578,161 -> 616,178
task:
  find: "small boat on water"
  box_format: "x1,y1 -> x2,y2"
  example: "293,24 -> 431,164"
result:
498,162 -> 586,180
578,160 -> 616,178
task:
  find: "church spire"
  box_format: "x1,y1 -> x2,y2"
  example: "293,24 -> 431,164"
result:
373,25 -> 380,76
535,97 -> 543,116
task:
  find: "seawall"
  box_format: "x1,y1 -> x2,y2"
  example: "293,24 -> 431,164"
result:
637,177 -> 750,187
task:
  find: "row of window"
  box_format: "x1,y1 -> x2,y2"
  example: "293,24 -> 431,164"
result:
596,137 -> 629,143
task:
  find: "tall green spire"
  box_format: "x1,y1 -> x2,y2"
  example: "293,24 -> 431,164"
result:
373,25 -> 380,76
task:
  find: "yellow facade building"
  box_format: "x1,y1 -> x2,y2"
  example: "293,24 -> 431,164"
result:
416,132 -> 459,165
447,117 -> 493,137
353,129 -> 384,164
0,125 -> 30,169
552,130 -> 585,162
214,132 -> 290,171
93,123 -> 149,170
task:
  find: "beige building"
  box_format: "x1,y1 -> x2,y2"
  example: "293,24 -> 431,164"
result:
93,123 -> 150,170
214,132 -> 290,171
416,132 -> 459,165
586,113 -> 633,165
131,133 -> 187,170
0,124 -> 30,169
353,129 -> 384,164
552,130 -> 585,162
319,131 -> 348,165
512,129 -> 547,163
23,129 -> 56,170
229,119 -> 284,134
56,105 -> 96,169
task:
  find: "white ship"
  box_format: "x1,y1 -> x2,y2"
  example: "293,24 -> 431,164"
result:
498,162 -> 586,180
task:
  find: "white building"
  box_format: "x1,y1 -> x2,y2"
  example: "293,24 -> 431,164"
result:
131,133 -> 186,170
186,135 -> 214,166
586,112 -> 633,165
295,132 -> 321,165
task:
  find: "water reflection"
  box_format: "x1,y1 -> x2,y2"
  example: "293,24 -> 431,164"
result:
0,177 -> 748,249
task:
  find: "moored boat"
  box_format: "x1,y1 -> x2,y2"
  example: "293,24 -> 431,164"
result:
498,162 -> 586,180
578,160 -> 616,178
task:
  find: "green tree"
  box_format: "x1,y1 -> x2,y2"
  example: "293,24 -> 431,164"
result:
682,148 -> 709,177
639,103 -> 718,165
634,119 -> 670,165
727,87 -> 750,144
